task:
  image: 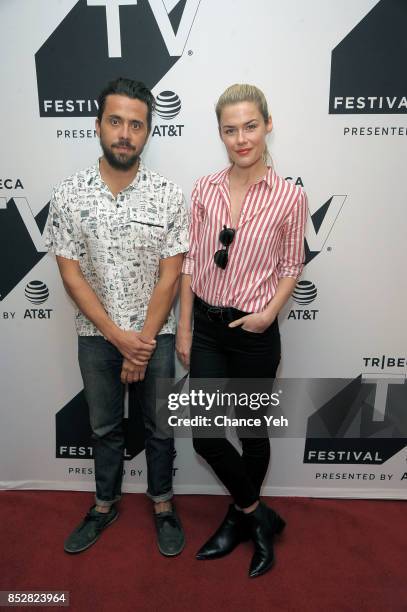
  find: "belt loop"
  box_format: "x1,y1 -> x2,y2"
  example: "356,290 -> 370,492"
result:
222,309 -> 230,324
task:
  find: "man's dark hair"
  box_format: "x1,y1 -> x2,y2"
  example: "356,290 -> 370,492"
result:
97,77 -> 155,130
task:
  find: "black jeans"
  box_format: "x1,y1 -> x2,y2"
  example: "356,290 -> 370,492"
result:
190,298 -> 281,508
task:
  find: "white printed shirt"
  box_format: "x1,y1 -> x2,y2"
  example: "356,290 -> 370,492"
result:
46,160 -> 188,336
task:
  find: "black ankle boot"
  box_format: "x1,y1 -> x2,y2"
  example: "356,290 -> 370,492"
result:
247,502 -> 286,577
196,504 -> 249,560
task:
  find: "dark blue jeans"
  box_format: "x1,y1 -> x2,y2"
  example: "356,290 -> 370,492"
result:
78,334 -> 175,506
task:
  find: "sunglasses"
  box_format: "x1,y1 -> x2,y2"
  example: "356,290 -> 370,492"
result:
214,225 -> 236,269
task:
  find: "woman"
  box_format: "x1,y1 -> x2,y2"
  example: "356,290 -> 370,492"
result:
176,84 -> 307,577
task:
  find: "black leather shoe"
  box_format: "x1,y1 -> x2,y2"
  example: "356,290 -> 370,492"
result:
247,502 -> 286,577
196,504 -> 249,560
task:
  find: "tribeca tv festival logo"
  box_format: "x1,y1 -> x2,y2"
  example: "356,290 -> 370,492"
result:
329,0 -> 407,115
56,388 -> 146,461
304,376 -> 407,468
56,373 -> 187,470
362,354 -> 406,376
35,0 -> 201,118
285,176 -> 347,321
0,189 -> 49,308
329,0 -> 407,137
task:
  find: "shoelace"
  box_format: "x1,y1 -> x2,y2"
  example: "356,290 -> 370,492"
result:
79,511 -> 110,531
156,513 -> 178,529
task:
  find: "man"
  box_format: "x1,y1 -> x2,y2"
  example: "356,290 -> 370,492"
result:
46,78 -> 188,556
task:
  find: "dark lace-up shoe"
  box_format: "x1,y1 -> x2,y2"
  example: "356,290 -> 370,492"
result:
154,506 -> 185,557
64,505 -> 118,554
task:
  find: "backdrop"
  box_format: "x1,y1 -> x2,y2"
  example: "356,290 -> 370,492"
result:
1,0 -> 406,499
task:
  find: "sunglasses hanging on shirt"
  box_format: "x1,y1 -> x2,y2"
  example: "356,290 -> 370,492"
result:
214,225 -> 236,269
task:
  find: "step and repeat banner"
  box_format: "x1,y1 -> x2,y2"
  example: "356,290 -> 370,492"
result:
1,0 -> 406,499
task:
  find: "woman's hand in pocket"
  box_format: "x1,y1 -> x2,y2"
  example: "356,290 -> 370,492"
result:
229,312 -> 274,334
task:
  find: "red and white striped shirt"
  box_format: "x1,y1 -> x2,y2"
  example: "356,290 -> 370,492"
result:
182,165 -> 307,313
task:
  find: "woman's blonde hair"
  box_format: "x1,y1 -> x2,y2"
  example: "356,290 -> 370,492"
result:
215,84 -> 272,165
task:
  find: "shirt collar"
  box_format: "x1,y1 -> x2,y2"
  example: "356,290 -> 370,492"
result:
210,165 -> 275,190
88,158 -> 146,190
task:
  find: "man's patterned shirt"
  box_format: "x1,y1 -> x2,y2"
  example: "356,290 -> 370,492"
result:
46,160 -> 188,336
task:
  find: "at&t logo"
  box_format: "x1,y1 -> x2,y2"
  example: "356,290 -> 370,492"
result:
292,281 -> 317,305
285,176 -> 348,323
23,280 -> 53,320
155,91 -> 181,119
288,280 -> 319,321
25,280 -> 49,304
152,90 -> 184,138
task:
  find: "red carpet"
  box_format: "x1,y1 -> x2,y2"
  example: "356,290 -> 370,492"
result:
0,492 -> 406,611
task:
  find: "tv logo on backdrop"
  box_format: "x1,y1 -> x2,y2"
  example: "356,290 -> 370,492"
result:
304,377 -> 407,466
56,372 -> 187,462
0,196 -> 49,302
304,194 -> 347,264
291,194 -> 346,320
329,0 -> 407,114
285,177 -> 347,321
285,178 -> 347,265
35,0 -> 201,117
56,389 -> 146,460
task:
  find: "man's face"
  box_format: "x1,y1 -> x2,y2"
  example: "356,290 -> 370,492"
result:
96,94 -> 150,171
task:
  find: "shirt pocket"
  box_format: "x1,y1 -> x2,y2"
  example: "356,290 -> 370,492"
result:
117,214 -> 165,256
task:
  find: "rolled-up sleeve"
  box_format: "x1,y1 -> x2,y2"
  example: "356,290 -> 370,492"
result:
160,186 -> 189,259
277,189 -> 308,279
45,187 -> 79,260
182,181 -> 204,275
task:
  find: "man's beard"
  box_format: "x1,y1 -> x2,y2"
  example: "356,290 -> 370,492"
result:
100,138 -> 140,171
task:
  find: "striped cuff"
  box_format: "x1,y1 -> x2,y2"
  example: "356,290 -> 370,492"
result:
182,256 -> 194,275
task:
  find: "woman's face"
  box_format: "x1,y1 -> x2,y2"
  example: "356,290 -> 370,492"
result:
218,101 -> 272,169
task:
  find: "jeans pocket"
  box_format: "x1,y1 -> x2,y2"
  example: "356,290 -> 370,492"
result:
238,325 -> 266,336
